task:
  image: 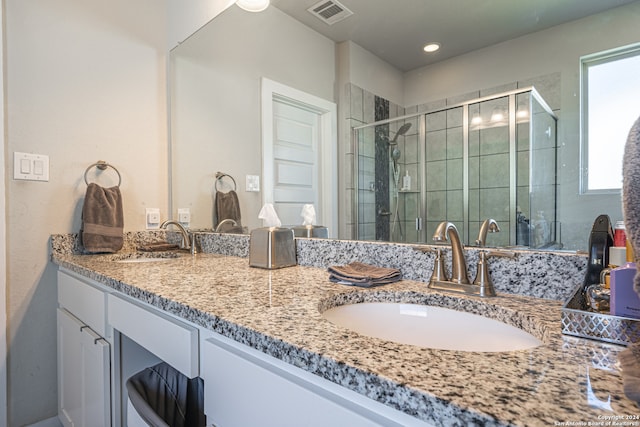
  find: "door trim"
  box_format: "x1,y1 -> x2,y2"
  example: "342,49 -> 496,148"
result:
261,78 -> 337,236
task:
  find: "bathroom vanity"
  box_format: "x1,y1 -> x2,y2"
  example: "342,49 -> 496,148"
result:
51,233 -> 639,426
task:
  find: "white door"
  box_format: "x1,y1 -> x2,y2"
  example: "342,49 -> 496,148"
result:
262,78 -> 337,235
272,99 -> 321,227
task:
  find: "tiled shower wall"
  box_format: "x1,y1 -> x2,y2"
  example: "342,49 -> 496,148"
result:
345,72 -> 560,245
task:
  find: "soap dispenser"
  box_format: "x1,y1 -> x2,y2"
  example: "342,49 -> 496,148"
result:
582,214 -> 614,294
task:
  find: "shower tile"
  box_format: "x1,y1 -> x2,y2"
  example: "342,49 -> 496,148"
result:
531,147 -> 556,186
446,190 -> 463,222
469,156 -> 480,190
426,160 -> 446,191
517,122 -> 530,152
446,107 -> 463,128
447,159 -> 463,190
404,192 -> 419,219
447,90 -> 480,106
350,85 -> 364,122
480,82 -> 517,97
468,189 -> 480,222
518,72 -> 561,111
516,186 -> 530,218
480,127 -> 509,155
517,151 -> 529,187
367,91 -> 379,123
426,111 -> 446,131
447,127 -> 463,159
426,130 -> 447,161
479,187 -> 510,221
403,135 -> 418,163
426,191 -> 446,219
405,105 -> 417,115
468,129 -> 480,157
344,153 -> 354,189
389,102 -> 400,119
423,99 -> 446,113
480,153 -> 510,188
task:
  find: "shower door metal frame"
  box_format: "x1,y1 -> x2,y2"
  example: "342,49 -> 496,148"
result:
352,86 -> 556,246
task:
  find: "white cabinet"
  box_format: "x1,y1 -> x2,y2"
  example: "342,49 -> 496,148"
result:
201,332 -> 433,427
57,271 -> 111,427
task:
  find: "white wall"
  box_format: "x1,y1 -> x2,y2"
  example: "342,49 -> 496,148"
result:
171,5 -> 336,230
0,1 -> 7,424
4,0 -> 169,424
166,0 -> 235,49
404,2 -> 640,249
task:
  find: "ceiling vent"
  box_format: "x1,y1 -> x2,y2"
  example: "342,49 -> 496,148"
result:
307,0 -> 353,25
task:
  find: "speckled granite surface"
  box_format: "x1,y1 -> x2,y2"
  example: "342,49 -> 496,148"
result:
50,233 -> 636,426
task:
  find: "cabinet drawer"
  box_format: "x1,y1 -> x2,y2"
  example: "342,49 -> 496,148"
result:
108,294 -> 199,378
58,271 -> 107,337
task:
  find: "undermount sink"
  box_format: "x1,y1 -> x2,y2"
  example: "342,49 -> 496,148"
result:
322,302 -> 542,352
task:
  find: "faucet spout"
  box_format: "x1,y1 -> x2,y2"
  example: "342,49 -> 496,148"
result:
160,219 -> 191,251
215,218 -> 238,233
476,219 -> 500,247
432,222 -> 470,284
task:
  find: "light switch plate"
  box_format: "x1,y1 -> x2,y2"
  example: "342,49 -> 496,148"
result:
14,152 -> 49,181
246,175 -> 260,192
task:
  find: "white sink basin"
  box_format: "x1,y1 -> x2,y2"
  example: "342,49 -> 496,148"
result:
322,302 -> 542,352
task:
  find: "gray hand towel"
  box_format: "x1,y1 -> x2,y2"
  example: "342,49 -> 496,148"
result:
620,114 -> 640,403
214,190 -> 242,227
328,262 -> 402,287
81,183 -> 124,253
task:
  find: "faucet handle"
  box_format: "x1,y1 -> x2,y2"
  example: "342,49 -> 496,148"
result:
430,248 -> 449,284
472,250 -> 515,297
472,251 -> 496,297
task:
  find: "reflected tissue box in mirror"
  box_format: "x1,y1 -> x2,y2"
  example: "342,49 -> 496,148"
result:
249,227 -> 296,269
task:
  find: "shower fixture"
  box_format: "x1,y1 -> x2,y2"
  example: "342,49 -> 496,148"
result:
387,122 -> 412,241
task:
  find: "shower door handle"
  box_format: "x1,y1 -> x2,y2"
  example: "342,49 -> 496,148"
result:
416,217 -> 423,231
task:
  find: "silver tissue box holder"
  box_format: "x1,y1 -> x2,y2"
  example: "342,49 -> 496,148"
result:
292,225 -> 329,238
249,227 -> 297,269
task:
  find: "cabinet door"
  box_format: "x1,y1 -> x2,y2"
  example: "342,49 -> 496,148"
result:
57,309 -> 111,427
58,308 -> 84,427
201,334 -> 429,427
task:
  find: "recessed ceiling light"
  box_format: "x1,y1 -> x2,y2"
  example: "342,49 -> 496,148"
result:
423,43 -> 441,53
236,0 -> 269,12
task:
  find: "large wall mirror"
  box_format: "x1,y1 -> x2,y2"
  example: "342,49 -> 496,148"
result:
170,0 -> 640,252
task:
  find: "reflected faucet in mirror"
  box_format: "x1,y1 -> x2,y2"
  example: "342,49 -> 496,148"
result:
160,219 -> 195,254
476,219 -> 500,247
215,218 -> 238,233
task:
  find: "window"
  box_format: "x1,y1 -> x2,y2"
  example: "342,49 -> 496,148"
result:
581,43 -> 640,193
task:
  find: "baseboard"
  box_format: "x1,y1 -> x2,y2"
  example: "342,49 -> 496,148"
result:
25,416 -> 63,427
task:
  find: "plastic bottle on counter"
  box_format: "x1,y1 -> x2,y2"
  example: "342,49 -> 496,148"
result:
614,220 -> 626,247
610,262 -> 640,319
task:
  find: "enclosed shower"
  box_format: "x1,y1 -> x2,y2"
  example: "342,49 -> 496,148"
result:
353,87 -> 558,249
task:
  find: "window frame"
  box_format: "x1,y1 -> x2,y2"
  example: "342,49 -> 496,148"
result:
580,42 -> 640,195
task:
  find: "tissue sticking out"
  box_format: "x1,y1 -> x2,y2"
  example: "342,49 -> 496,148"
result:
258,203 -> 282,228
293,204 -> 329,238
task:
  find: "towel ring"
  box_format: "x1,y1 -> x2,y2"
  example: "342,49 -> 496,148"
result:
215,172 -> 236,192
84,161 -> 122,187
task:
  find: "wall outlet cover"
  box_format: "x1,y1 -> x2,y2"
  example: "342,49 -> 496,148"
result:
146,208 -> 161,229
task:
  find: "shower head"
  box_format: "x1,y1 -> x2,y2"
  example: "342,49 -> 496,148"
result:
389,122 -> 412,144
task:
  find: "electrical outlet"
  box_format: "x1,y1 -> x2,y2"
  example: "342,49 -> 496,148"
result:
146,208 -> 161,229
178,208 -> 191,227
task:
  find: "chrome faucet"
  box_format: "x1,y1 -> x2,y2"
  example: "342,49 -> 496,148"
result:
160,220 -> 193,253
476,219 -> 500,247
215,218 -> 238,232
432,221 -> 470,285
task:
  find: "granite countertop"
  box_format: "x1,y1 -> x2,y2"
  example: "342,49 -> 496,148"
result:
51,249 -> 639,426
